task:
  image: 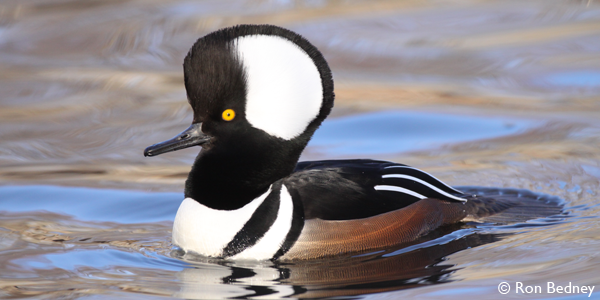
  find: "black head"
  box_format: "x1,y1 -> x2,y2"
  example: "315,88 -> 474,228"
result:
143,25 -> 334,209
144,24 -> 334,158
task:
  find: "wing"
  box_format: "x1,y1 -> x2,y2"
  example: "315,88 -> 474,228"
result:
284,159 -> 467,220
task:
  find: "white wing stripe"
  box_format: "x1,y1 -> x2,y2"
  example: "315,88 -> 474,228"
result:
374,185 -> 427,199
383,165 -> 464,194
382,174 -> 467,202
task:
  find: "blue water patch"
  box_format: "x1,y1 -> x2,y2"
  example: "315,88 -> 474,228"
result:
308,111 -> 533,156
0,185 -> 181,223
544,71 -> 600,88
14,249 -> 186,272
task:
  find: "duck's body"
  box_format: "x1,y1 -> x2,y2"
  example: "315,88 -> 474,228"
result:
144,25 -> 543,260
171,158 -> 479,260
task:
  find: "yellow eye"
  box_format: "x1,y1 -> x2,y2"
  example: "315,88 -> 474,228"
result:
222,109 -> 235,121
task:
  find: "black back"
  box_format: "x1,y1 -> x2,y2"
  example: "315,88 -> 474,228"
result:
284,159 -> 467,220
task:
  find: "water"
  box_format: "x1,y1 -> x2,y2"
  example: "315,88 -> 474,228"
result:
310,110 -> 534,156
1,0 -> 600,299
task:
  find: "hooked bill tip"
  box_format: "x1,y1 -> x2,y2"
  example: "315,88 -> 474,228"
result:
143,147 -> 155,157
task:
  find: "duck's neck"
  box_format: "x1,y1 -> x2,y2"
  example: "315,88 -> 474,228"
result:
184,141 -> 303,210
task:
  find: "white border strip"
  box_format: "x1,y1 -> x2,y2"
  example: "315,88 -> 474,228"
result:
383,165 -> 464,194
382,174 -> 467,202
374,185 -> 427,199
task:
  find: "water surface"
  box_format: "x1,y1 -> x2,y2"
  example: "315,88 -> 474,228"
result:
1,0 -> 600,299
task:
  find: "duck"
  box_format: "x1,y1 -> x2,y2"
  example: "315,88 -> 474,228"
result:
143,24 -> 551,261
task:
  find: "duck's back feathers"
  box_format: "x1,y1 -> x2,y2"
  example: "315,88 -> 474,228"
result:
280,176 -> 564,260
284,159 -> 467,221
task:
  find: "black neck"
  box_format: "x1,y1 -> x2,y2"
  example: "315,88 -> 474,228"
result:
184,133 -> 306,210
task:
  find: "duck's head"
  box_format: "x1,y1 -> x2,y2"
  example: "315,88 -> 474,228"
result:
144,25 -> 334,160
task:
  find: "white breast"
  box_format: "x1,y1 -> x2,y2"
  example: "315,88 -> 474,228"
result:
171,187 -> 271,257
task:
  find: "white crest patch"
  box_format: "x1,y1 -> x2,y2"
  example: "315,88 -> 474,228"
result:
235,35 -> 323,140
232,185 -> 294,260
171,186 -> 271,257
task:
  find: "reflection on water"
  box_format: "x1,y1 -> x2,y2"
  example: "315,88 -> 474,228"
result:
0,189 -> 502,299
1,0 -> 600,299
175,231 -> 503,299
0,186 -> 564,298
310,111 -> 533,156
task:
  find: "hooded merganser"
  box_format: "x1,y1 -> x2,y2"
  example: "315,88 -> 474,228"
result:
143,25 -> 542,260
